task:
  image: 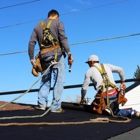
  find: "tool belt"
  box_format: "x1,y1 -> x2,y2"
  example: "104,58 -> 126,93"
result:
92,93 -> 106,114
40,45 -> 60,55
31,45 -> 61,77
92,88 -> 127,114
32,54 -> 42,77
117,90 -> 127,106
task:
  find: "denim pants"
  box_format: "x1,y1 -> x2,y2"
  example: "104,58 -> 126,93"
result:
105,93 -> 137,117
38,55 -> 65,111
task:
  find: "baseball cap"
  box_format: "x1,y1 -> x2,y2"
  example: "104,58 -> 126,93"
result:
85,55 -> 99,63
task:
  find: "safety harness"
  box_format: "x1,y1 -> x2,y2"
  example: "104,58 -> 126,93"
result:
94,64 -> 117,107
92,63 -> 127,116
40,19 -> 58,47
40,19 -> 61,61
32,20 -> 62,77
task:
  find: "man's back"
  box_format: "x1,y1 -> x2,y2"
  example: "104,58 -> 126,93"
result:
82,63 -> 124,92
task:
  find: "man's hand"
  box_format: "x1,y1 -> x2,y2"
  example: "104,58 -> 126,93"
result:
68,53 -> 74,72
68,53 -> 74,65
30,59 -> 36,67
120,81 -> 126,90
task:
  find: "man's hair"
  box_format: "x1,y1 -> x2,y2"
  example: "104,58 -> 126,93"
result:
48,9 -> 59,18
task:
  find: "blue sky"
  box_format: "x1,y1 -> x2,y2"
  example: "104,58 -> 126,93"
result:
0,0 -> 140,105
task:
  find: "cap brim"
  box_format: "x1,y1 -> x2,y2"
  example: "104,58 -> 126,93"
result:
85,61 -> 89,63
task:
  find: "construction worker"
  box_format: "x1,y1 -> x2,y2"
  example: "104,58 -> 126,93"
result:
28,9 -> 74,113
80,54 -> 140,117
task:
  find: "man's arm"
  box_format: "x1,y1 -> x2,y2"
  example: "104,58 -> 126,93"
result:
80,71 -> 91,103
58,22 -> 74,65
28,28 -> 37,65
108,64 -> 126,89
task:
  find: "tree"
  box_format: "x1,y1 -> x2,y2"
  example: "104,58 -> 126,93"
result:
134,65 -> 140,79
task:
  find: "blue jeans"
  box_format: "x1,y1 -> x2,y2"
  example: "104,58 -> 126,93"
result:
105,93 -> 137,117
116,109 -> 137,117
38,55 -> 65,111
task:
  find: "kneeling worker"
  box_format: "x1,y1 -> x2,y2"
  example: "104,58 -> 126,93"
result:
80,54 -> 140,117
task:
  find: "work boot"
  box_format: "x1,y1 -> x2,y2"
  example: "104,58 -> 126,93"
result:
136,112 -> 140,117
51,108 -> 65,113
35,105 -> 46,111
93,104 -> 102,114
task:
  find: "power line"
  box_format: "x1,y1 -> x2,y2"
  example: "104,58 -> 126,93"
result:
0,19 -> 43,29
61,0 -> 129,16
0,0 -> 129,30
0,0 -> 40,10
0,32 -> 139,57
70,32 -> 140,46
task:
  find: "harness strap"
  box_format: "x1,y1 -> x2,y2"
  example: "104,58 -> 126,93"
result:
94,64 -> 116,89
100,64 -> 109,106
94,64 -> 117,107
40,20 -> 60,61
40,20 -> 58,47
39,45 -> 60,55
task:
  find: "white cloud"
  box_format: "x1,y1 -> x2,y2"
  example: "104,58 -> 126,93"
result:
64,5 -> 80,12
74,0 -> 92,5
70,8 -> 79,12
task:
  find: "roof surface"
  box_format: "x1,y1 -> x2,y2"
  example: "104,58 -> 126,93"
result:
0,102 -> 140,140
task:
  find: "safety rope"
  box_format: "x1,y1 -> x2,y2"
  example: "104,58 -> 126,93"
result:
0,61 -> 57,109
106,106 -> 131,123
0,117 -> 131,127
0,61 -> 59,120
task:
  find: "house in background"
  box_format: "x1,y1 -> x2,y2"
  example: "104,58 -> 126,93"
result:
119,81 -> 140,112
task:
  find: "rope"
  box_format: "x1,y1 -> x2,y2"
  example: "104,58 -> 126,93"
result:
0,116 -> 131,127
106,106 -> 131,123
0,61 -> 57,109
0,61 -> 59,120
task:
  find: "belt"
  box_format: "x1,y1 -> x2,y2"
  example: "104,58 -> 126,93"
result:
102,88 -> 117,97
40,45 -> 60,55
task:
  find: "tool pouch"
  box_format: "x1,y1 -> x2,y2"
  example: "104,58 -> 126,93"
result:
32,54 -> 42,77
92,93 -> 106,114
117,92 -> 127,106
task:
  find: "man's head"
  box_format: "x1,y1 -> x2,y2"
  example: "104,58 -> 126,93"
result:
48,9 -> 59,20
85,54 -> 99,67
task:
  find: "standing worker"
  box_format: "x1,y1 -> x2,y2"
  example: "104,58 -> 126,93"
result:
80,54 -> 140,117
28,9 -> 74,113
